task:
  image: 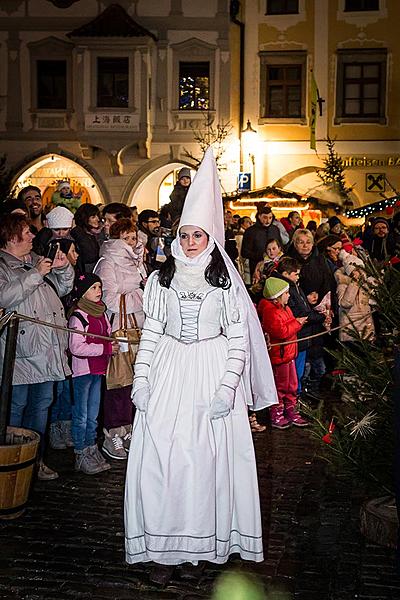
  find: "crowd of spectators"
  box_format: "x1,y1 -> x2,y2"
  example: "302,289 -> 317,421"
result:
0,180 -> 397,475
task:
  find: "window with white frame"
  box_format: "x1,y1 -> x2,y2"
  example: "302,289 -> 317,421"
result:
179,62 -> 210,111
260,51 -> 306,120
97,57 -> 129,108
37,60 -> 67,110
335,48 -> 386,123
28,37 -> 73,112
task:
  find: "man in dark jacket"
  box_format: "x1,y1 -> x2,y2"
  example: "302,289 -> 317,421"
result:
160,167 -> 191,228
363,217 -> 396,263
241,206 -> 282,278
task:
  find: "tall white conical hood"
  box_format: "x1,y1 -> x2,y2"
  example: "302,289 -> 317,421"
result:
177,147 -> 225,246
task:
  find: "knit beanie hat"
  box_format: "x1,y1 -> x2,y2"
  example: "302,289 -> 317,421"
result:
328,216 -> 341,229
373,216 -> 389,228
46,206 -> 74,229
263,277 -> 289,300
316,234 -> 342,253
74,273 -> 102,300
177,167 -> 191,181
300,278 -> 318,296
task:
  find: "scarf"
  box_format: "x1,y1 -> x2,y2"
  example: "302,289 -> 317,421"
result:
171,236 -> 215,267
77,297 -> 106,317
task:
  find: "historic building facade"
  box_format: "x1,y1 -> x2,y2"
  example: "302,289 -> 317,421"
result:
235,0 -> 400,216
0,0 -> 233,210
0,1 -> 399,216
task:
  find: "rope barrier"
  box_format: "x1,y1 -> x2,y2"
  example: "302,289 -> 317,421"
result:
0,309 -> 373,349
268,313 -> 373,347
12,312 -> 126,344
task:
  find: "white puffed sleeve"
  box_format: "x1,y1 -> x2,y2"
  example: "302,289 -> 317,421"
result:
131,271 -> 167,410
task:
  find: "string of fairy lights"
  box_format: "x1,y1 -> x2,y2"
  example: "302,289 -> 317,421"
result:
345,195 -> 400,219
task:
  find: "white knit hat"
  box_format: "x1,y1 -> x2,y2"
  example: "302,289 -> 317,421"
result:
46,206 -> 74,229
57,180 -> 71,193
178,147 -> 225,246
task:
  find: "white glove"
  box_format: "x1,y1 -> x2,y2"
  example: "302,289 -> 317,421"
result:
132,381 -> 150,413
209,385 -> 235,420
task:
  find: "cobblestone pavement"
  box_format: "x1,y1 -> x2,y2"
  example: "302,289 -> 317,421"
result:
0,422 -> 399,600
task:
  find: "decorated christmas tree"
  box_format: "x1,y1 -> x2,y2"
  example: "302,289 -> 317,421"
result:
317,137 -> 353,206
305,259 -> 399,496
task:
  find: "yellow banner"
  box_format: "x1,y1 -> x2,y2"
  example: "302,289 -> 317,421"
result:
310,70 -> 318,150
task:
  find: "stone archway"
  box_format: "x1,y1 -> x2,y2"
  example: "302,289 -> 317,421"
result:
12,149 -> 110,206
122,154 -> 197,211
273,165 -> 361,207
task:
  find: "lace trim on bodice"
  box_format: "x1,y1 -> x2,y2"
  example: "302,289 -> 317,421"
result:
168,285 -> 219,343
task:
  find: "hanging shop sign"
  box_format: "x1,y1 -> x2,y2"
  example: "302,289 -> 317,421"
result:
341,156 -> 400,168
85,113 -> 139,132
365,173 -> 386,193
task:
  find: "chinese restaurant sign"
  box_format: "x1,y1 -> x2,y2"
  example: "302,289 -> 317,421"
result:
85,113 -> 139,132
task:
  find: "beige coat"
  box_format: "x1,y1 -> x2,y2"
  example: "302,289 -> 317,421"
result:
335,268 -> 375,342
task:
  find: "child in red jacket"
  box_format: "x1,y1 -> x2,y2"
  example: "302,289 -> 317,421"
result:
258,277 -> 309,429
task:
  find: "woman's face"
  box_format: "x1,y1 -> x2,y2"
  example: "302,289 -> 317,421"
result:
88,214 -> 100,230
294,234 -> 313,258
67,243 -> 79,267
120,230 -> 137,249
179,225 -> 208,257
10,225 -> 34,257
327,241 -> 342,262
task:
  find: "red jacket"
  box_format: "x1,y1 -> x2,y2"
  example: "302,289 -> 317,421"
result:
258,299 -> 302,365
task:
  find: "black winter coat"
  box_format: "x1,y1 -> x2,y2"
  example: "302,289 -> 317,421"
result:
287,245 -> 333,303
274,272 -> 325,352
160,183 -> 189,228
70,226 -> 100,274
241,221 -> 282,277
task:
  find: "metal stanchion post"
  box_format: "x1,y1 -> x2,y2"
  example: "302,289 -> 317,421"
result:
0,314 -> 19,445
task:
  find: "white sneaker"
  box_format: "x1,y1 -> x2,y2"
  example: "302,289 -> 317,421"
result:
102,427 -> 127,460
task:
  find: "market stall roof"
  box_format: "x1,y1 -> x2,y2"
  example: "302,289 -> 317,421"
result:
223,185 -> 339,209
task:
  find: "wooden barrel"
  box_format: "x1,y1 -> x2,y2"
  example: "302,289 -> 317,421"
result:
0,426 -> 40,520
360,496 -> 398,548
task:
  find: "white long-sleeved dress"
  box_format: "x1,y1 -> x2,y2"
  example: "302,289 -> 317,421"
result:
124,263 -> 264,565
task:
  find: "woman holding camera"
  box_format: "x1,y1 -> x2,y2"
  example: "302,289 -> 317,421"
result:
0,213 -> 74,480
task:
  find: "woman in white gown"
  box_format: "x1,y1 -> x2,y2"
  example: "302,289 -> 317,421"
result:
124,149 -> 277,577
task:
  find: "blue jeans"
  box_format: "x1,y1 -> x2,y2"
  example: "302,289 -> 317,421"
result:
50,379 -> 72,423
10,381 -> 55,456
295,350 -> 307,393
71,375 -> 102,452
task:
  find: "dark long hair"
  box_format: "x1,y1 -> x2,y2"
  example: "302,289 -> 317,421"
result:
158,245 -> 231,289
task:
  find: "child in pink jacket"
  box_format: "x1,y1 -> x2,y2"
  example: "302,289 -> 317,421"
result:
68,273 -> 118,475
